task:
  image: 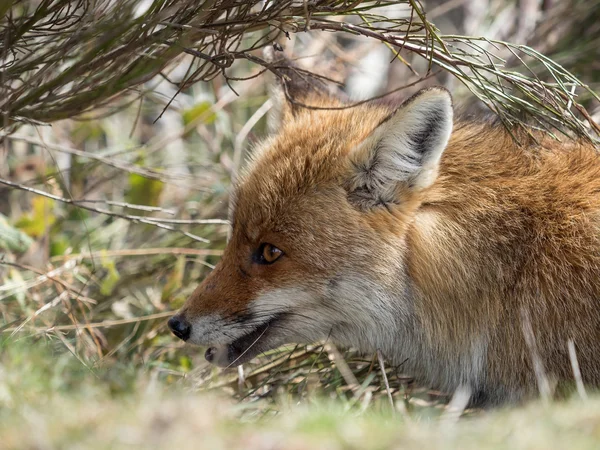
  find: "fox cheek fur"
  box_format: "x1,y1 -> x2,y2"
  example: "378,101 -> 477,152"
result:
170,65 -> 600,405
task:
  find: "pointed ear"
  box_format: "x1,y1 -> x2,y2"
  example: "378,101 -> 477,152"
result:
346,87 -> 453,209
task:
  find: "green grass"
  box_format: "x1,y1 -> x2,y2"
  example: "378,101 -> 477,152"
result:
2,337 -> 600,449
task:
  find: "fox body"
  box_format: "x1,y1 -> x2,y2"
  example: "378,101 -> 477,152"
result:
169,85 -> 600,406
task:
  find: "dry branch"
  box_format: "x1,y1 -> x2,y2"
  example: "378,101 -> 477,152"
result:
1,0 -> 599,141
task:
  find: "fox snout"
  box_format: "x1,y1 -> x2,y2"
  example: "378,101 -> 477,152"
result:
168,300 -> 290,368
167,244 -> 302,367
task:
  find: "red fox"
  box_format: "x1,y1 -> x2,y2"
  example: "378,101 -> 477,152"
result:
169,72 -> 600,406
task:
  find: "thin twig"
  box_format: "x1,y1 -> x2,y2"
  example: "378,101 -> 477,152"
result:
0,177 -> 211,243
567,339 -> 588,401
50,247 -> 223,262
521,308 -> 552,403
3,311 -> 175,333
377,349 -> 396,418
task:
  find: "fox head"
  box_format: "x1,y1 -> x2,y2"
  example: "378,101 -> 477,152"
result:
169,74 -> 453,367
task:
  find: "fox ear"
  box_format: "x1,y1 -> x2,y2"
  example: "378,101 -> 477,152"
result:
346,87 -> 453,209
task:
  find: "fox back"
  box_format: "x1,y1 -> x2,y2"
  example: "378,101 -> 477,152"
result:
168,84 -> 600,406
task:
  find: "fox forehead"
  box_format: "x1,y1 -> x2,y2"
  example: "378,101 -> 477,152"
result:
232,101 -> 391,236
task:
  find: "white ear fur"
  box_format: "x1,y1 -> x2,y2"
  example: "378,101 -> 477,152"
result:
347,88 -> 453,208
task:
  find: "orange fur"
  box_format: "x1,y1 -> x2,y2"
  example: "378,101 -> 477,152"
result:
172,89 -> 600,406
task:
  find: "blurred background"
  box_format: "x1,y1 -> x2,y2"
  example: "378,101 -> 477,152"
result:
1,1 -> 600,440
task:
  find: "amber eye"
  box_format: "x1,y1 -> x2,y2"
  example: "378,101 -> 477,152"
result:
257,243 -> 283,264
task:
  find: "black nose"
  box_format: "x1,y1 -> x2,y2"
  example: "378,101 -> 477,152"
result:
168,315 -> 191,341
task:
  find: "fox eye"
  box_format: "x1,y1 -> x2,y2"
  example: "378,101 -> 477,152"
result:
256,243 -> 283,264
